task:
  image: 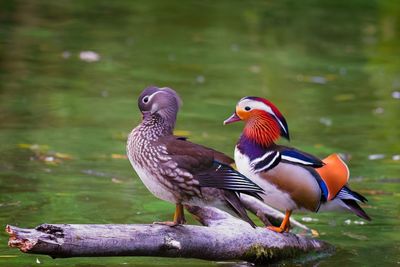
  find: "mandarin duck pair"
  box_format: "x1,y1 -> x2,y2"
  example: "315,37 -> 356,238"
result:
127,86 -> 370,233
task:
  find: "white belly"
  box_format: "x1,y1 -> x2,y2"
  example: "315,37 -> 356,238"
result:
235,147 -> 297,211
129,160 -> 176,203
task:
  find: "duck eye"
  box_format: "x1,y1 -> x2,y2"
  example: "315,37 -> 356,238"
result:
244,106 -> 251,111
142,96 -> 149,104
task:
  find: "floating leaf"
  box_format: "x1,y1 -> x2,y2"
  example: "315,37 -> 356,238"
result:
319,117 -> 332,127
296,74 -> 337,84
55,152 -> 73,160
311,229 -> 319,237
196,75 -> 205,84
18,143 -> 73,165
111,178 -> 123,184
0,201 -> 21,207
173,130 -> 191,136
18,143 -> 34,149
310,76 -> 327,84
61,51 -> 71,59
111,154 -> 127,159
368,154 -> 385,160
231,43 -> 239,52
343,232 -> 368,240
79,51 -> 100,62
373,107 -> 384,114
301,217 -> 319,222
249,65 -> 261,73
18,143 -> 49,152
392,91 -> 400,99
40,156 -> 61,165
82,169 -> 108,177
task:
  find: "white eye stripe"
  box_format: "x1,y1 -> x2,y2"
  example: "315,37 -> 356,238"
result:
238,99 -> 275,116
150,103 -> 159,114
144,91 -> 164,104
238,99 -> 287,134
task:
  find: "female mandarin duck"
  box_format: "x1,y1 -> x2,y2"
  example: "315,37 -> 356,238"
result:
224,96 -> 371,233
127,87 -> 263,227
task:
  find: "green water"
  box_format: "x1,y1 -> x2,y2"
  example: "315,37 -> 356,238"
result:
0,0 -> 399,266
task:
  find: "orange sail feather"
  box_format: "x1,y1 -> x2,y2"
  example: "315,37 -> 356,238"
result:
316,154 -> 349,200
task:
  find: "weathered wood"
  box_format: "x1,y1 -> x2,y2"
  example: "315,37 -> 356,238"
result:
6,205 -> 333,264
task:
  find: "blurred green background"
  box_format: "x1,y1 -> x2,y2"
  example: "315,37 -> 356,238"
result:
0,0 -> 399,266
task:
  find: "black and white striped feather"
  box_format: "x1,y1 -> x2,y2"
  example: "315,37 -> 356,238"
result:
336,186 -> 368,203
336,186 -> 370,221
250,150 -> 281,173
197,161 -> 264,200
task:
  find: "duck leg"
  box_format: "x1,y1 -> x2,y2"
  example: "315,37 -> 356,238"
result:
153,203 -> 186,226
267,210 -> 292,233
173,203 -> 186,224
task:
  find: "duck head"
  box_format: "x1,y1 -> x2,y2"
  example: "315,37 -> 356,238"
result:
224,96 -> 289,146
138,86 -> 182,121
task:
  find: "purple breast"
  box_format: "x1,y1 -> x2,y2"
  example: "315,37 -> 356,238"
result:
237,135 -> 267,161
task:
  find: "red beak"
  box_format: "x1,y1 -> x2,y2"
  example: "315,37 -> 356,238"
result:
223,112 -> 241,125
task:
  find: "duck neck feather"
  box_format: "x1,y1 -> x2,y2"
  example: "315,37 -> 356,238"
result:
242,114 -> 280,147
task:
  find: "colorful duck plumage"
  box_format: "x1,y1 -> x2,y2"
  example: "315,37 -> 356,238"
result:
224,96 -> 370,233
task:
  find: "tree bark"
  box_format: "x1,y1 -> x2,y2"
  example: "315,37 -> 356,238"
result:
6,205 -> 333,264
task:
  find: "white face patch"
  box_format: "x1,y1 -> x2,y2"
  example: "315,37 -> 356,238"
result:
145,91 -> 164,104
143,90 -> 171,114
150,103 -> 159,114
237,98 -> 288,134
238,98 -> 275,116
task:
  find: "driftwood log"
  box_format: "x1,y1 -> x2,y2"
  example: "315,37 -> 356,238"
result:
6,199 -> 333,264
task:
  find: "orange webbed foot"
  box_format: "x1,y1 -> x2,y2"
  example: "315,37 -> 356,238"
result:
153,203 -> 186,227
267,225 -> 286,233
153,221 -> 182,227
267,209 -> 292,233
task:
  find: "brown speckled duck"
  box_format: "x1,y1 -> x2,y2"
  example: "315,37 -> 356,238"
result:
127,86 -> 263,227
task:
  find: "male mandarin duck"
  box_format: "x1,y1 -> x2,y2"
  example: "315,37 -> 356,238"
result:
127,87 -> 263,227
224,96 -> 371,233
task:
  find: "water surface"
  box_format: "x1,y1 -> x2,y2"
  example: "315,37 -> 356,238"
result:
0,1 -> 399,266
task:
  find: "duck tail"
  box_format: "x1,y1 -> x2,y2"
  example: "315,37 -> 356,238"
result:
337,186 -> 371,221
340,199 -> 371,221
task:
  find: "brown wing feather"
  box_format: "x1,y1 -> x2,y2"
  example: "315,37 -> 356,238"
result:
162,136 -> 234,171
161,136 -> 215,173
160,136 -> 260,227
160,136 -> 262,196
